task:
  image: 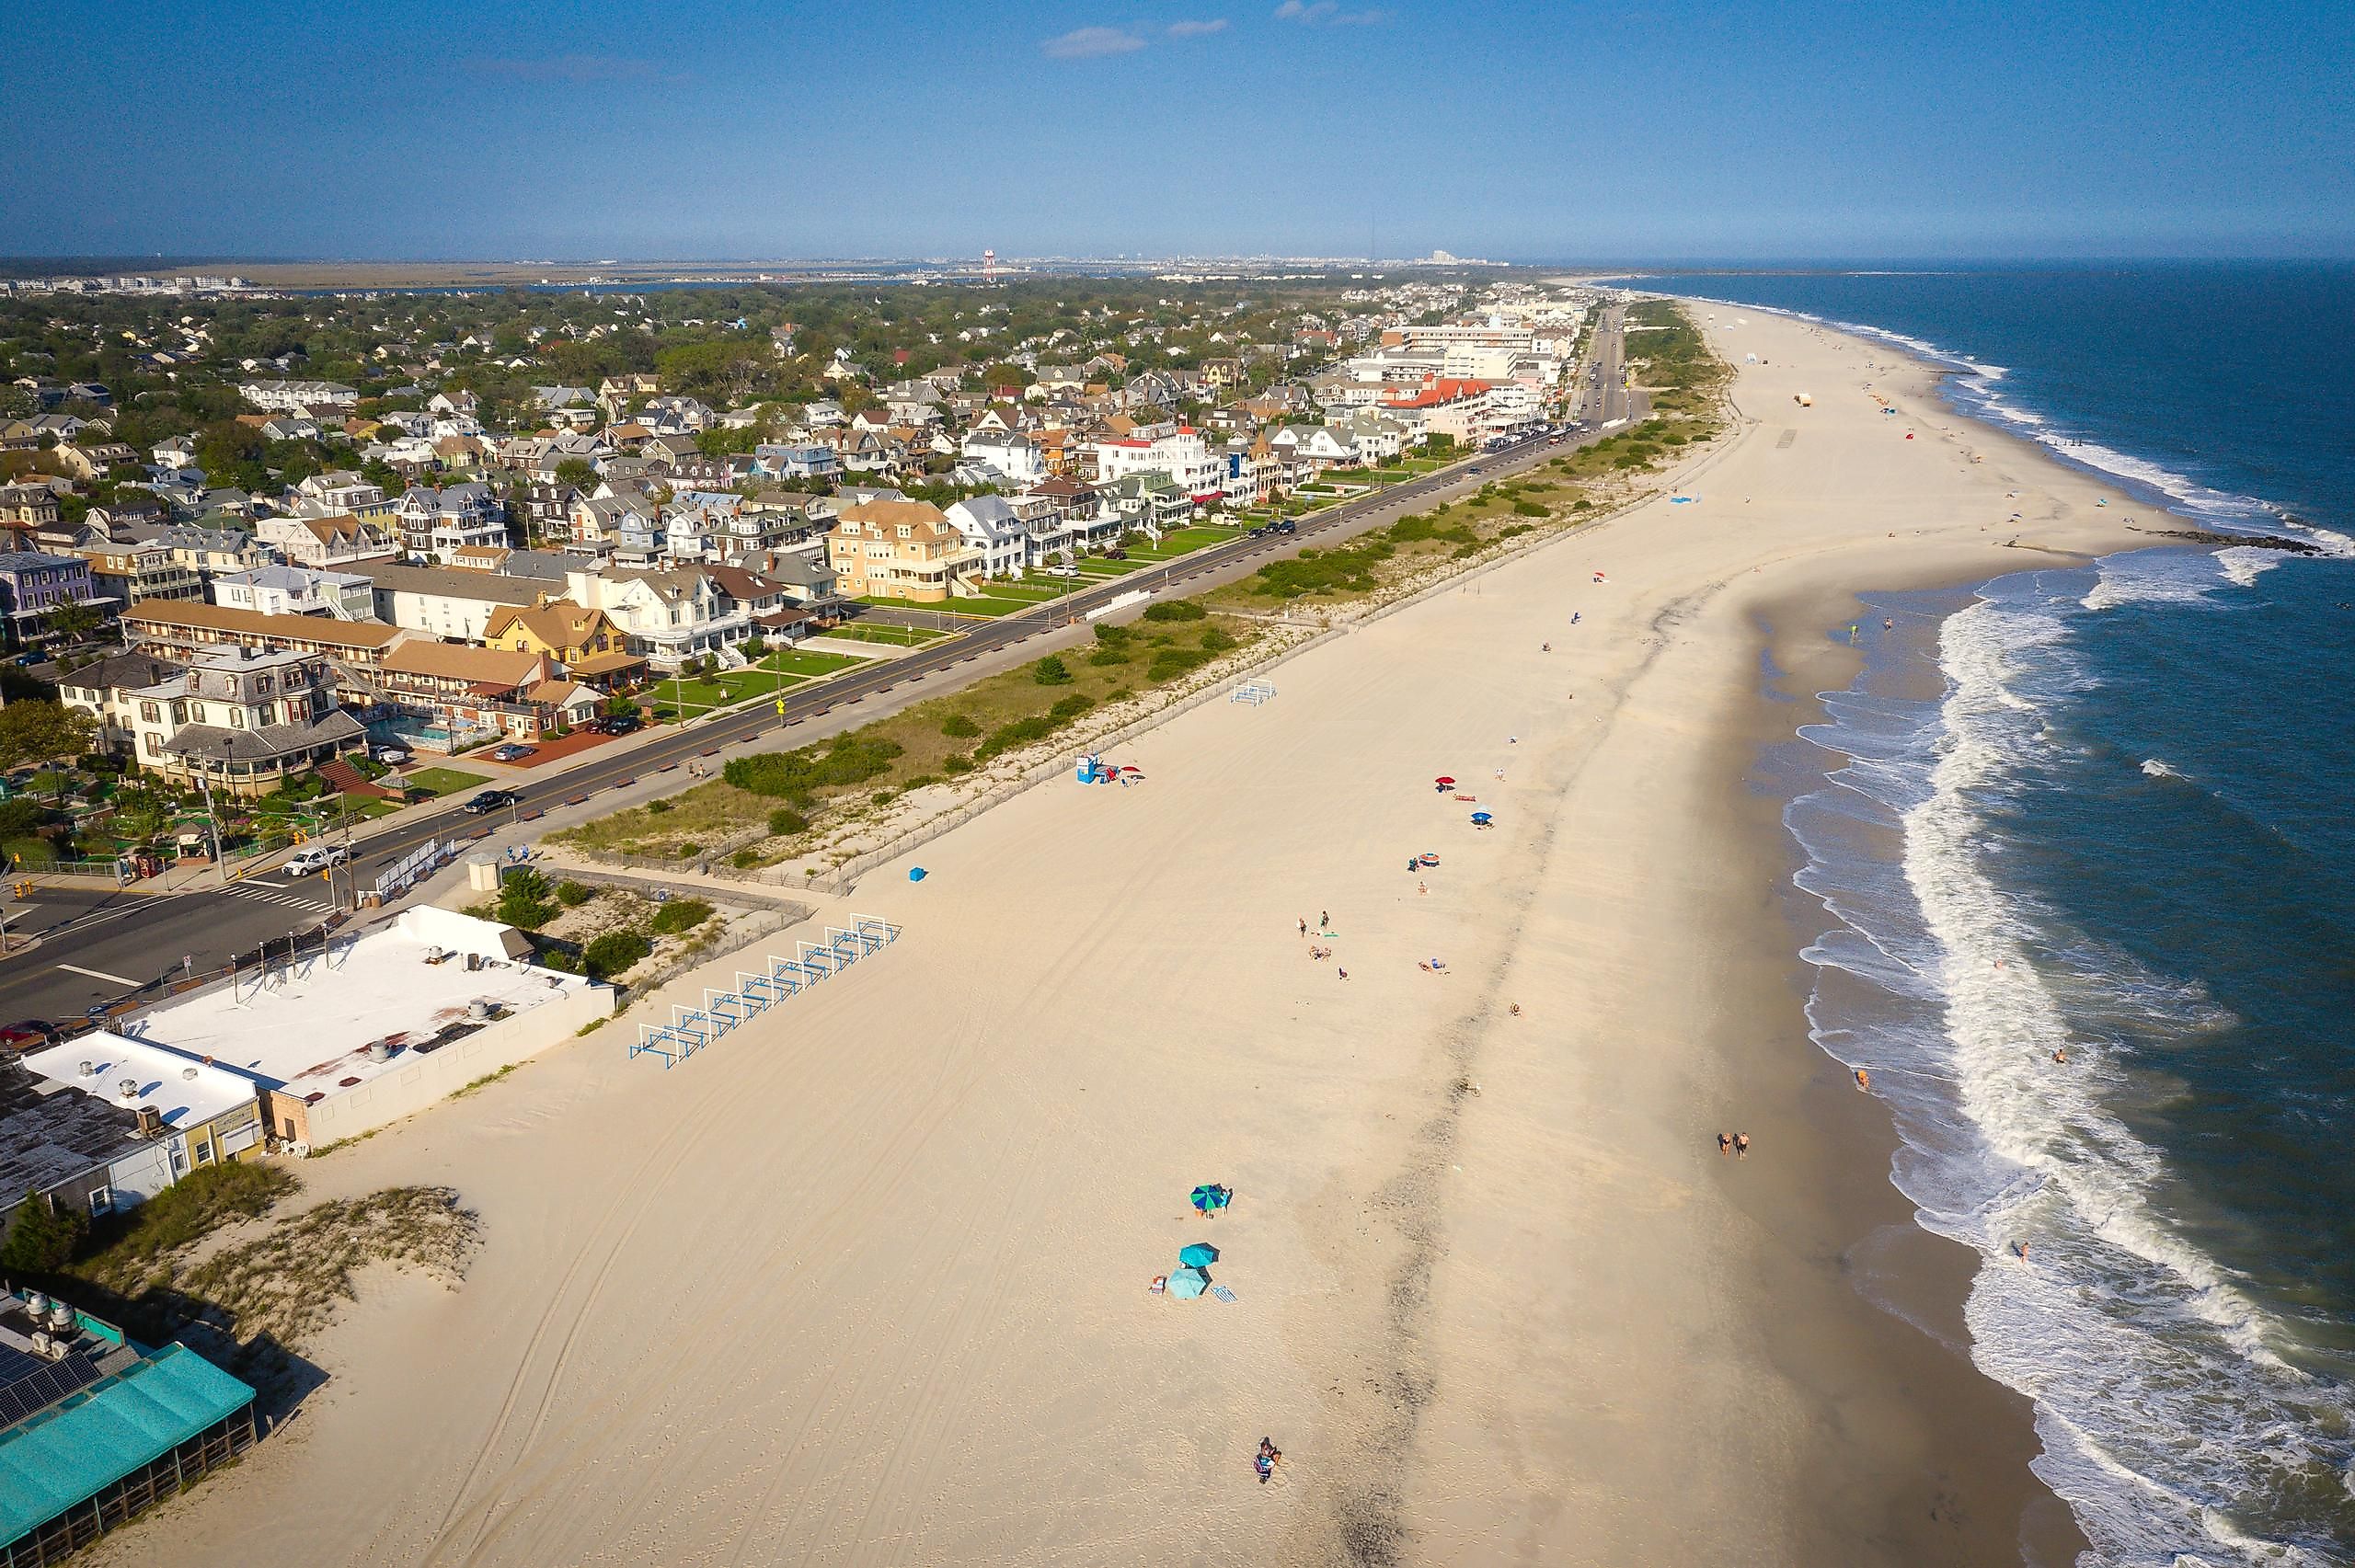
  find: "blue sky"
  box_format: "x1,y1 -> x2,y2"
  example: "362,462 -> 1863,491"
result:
3,0 -> 2349,262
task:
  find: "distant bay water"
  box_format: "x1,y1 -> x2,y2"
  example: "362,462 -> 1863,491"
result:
1625,265 -> 2355,1564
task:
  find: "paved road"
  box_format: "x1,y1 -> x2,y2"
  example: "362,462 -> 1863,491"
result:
1572,303 -> 1637,429
0,879 -> 338,1028
5,312 -> 1632,1024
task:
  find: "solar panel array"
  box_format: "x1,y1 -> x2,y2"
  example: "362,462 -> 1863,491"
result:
0,1344 -> 102,1429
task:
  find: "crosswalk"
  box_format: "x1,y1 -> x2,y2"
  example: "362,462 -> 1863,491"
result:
223,880 -> 333,912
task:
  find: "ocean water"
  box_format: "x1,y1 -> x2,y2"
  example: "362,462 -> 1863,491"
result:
1638,267 -> 2355,1564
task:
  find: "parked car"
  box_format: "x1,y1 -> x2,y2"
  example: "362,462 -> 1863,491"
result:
372,745 -> 412,765
0,1020 -> 59,1049
462,788 -> 519,815
1271,520 -> 1298,534
1045,565 -> 1079,578
1103,546 -> 1127,559
487,743 -> 537,763
592,714 -> 642,736
283,844 -> 350,876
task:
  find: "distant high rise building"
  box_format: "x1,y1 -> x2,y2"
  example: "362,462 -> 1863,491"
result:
983,249 -> 997,283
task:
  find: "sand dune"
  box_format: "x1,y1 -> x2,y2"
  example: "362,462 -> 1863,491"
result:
94,310 -> 2141,1566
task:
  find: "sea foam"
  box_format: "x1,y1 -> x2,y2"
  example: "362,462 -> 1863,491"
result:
1793,579 -> 2355,1565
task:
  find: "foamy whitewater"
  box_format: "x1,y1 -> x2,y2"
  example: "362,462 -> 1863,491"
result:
1641,266 -> 2355,1562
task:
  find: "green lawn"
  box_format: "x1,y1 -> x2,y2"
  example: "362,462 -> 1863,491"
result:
857,593 -> 1045,618
764,648 -> 866,675
1137,525 -> 1245,557
405,767 -> 488,797
824,624 -> 947,647
661,667 -> 811,715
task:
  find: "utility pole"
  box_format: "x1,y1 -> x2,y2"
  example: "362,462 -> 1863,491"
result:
196,753 -> 224,873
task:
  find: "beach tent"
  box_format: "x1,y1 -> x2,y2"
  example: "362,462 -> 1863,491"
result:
1178,1242 -> 1219,1268
1167,1265 -> 1210,1299
908,866 -> 928,882
1189,1184 -> 1231,1215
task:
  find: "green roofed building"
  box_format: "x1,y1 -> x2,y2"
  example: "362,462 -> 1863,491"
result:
0,1289 -> 256,1567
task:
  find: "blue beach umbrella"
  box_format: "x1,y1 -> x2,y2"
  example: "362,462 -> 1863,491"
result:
908,866 -> 927,882
1167,1265 -> 1210,1299
1178,1242 -> 1219,1268
1470,811 -> 1493,824
1189,1184 -> 1231,1213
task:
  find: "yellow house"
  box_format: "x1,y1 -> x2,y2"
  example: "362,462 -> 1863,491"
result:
483,598 -> 647,688
827,500 -> 981,603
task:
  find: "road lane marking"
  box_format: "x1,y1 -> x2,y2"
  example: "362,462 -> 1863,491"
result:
56,963 -> 140,986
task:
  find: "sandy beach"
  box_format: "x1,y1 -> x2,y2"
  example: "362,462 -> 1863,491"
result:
90,308 -> 2153,1567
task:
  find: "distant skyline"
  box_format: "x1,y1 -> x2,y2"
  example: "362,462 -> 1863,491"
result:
4,0 -> 2350,263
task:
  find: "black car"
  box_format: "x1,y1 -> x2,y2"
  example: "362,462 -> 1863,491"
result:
1271,520 -> 1298,534
594,714 -> 642,736
462,788 -> 520,815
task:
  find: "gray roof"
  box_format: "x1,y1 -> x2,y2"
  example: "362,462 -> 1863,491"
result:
494,549 -> 577,584
347,562 -> 544,605
0,1062 -> 141,1198
56,649 -> 184,694
161,709 -> 365,763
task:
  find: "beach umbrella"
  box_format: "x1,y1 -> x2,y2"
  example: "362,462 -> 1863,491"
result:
1178,1242 -> 1219,1268
1434,776 -> 1455,785
1189,1184 -> 1231,1213
908,866 -> 928,882
1470,811 -> 1493,824
1167,1265 -> 1210,1299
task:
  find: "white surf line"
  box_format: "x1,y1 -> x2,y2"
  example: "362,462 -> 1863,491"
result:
56,962 -> 140,986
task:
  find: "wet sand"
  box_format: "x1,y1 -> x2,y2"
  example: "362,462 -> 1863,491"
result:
86,308 -> 2140,1566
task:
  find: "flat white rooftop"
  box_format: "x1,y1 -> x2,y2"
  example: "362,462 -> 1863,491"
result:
23,1034 -> 258,1131
114,909 -> 592,1105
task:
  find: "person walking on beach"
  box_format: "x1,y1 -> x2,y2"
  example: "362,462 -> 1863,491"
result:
1299,917 -> 1308,938
1734,1132 -> 1751,1158
1718,1132 -> 1732,1156
1320,910 -> 1330,933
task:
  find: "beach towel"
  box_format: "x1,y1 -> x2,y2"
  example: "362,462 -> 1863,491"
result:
1209,1286 -> 1238,1303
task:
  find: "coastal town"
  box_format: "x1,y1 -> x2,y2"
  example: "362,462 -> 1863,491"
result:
0,268 -> 1586,770
2,1 -> 2331,1561
0,262 -> 1646,1562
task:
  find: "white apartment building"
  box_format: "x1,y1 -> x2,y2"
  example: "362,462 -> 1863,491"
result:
237,379 -> 358,413
211,565 -> 376,620
942,495 -> 1028,579
1091,427 -> 1223,504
